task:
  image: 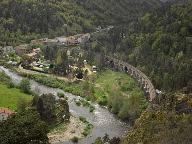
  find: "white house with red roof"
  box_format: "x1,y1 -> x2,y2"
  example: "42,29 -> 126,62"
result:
0,107 -> 13,121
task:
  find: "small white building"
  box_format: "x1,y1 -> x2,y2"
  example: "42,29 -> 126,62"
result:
156,89 -> 162,94
92,66 -> 97,73
67,50 -> 71,56
83,60 -> 87,65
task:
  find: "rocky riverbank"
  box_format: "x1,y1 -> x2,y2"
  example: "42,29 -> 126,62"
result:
48,116 -> 86,144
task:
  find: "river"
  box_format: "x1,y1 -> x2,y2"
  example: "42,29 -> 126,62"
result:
0,66 -> 130,144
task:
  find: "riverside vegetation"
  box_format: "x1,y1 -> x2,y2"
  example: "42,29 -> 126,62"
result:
15,68 -> 147,121
0,71 -> 49,143
0,72 -> 32,110
0,71 -> 71,143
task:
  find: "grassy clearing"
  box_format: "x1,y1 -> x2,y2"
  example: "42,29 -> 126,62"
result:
95,70 -> 137,94
93,70 -> 148,121
0,84 -> 32,110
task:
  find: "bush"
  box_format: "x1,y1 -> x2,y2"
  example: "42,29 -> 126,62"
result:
17,97 -> 29,112
0,72 -> 11,84
7,81 -> 15,88
0,110 -> 49,144
57,92 -> 65,98
89,105 -> 95,112
82,123 -> 93,136
75,100 -> 81,106
79,116 -> 87,123
82,131 -> 89,136
20,78 -> 31,94
71,136 -> 79,143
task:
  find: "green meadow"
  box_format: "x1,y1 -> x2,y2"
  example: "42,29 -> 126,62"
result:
0,84 -> 32,110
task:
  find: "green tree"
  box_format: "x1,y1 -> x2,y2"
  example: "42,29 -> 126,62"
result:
36,93 -> 56,123
17,97 -> 30,112
0,110 -> 49,144
19,78 -> 31,94
34,93 -> 70,123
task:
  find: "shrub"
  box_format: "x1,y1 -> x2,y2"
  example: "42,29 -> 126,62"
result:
17,97 -> 29,112
0,72 -> 11,84
82,123 -> 93,136
79,116 -> 87,123
82,131 -> 89,136
71,136 -> 79,143
7,81 -> 15,88
75,100 -> 81,106
89,105 -> 95,112
20,78 -> 31,94
57,92 -> 65,98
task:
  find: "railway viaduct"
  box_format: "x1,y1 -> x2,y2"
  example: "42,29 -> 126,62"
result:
104,56 -> 156,102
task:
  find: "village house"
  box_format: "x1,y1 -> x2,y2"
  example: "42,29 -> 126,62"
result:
77,33 -> 91,44
67,36 -> 79,45
31,38 -> 58,46
31,38 -> 46,45
55,37 -> 67,45
0,107 -> 13,121
65,33 -> 91,45
26,48 -> 41,60
43,38 -> 58,45
15,44 -> 28,56
42,33 -> 91,47
67,50 -> 71,56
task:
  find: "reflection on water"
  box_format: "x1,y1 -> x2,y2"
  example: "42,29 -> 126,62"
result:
0,66 -> 130,144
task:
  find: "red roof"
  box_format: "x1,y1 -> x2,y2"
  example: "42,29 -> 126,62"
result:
0,107 -> 13,115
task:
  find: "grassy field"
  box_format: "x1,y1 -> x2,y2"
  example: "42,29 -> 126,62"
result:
93,70 -> 147,120
92,70 -> 141,104
0,84 -> 32,110
95,70 -> 137,94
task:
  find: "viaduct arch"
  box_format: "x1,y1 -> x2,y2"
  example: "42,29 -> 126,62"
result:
104,56 -> 156,102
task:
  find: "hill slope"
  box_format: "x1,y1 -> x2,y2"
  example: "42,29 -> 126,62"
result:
89,0 -> 192,92
74,0 -> 162,25
0,0 -> 162,46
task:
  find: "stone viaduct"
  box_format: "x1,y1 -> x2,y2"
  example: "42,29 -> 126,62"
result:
104,56 -> 156,102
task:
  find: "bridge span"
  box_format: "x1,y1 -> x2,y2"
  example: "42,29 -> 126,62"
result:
104,56 -> 156,102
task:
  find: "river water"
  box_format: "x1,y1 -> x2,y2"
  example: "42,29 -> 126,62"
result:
0,66 -> 130,144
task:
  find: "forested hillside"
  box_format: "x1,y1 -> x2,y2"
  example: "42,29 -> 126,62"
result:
0,0 -> 96,46
74,0 -> 162,25
90,2 -> 192,143
90,1 -> 192,93
121,92 -> 192,144
0,0 -> 162,46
